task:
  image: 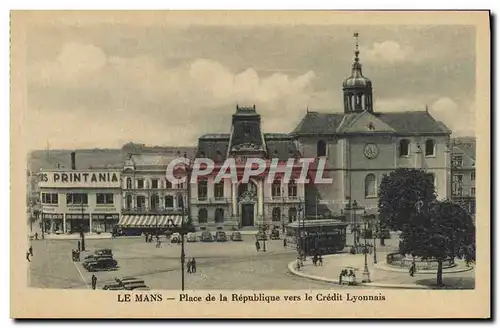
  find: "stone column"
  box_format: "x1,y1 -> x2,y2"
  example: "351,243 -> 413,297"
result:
258,179 -> 264,217
89,214 -> 93,233
232,183 -> 237,216
63,217 -> 66,234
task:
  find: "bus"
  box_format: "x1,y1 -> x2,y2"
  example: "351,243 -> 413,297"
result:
285,219 -> 348,256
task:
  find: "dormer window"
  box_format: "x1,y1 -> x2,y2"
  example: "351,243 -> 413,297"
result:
317,140 -> 327,157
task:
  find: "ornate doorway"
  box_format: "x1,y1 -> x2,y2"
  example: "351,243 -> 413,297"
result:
241,204 -> 254,227
238,181 -> 258,227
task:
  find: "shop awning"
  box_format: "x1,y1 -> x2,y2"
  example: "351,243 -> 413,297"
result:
118,215 -> 184,228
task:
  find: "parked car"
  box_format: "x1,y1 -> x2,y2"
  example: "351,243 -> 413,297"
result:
94,248 -> 113,257
123,282 -> 149,290
121,279 -> 146,288
171,233 -> 181,243
115,276 -> 139,284
230,231 -> 243,241
83,256 -> 118,272
215,231 -> 227,242
201,231 -> 214,242
187,232 -> 197,242
102,282 -> 123,290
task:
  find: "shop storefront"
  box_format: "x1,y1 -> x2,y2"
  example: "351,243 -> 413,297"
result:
92,213 -> 119,232
65,214 -> 90,233
41,213 -> 63,233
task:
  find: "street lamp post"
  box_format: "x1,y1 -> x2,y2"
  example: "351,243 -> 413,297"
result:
373,216 -> 378,264
362,218 -> 371,283
81,196 -> 86,252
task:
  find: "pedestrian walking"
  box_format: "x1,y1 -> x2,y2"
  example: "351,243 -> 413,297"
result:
145,233 -> 149,243
187,259 -> 192,273
255,240 -> 260,252
29,246 -> 33,257
77,240 -> 81,252
409,260 -> 416,277
35,232 -> 38,240
91,274 -> 97,290
283,238 -> 287,248
26,251 -> 30,262
312,254 -> 318,266
191,258 -> 196,273
319,254 -> 323,266
149,235 -> 153,243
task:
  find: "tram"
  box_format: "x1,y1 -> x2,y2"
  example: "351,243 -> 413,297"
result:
285,219 -> 348,256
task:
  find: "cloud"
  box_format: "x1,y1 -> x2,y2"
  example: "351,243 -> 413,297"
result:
26,42 -> 316,150
362,41 -> 415,64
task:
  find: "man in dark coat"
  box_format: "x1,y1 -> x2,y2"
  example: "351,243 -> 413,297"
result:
29,246 -> 33,257
91,275 -> 97,290
191,258 -> 197,273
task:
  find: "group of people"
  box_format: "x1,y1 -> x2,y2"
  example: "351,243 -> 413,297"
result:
312,253 -> 323,266
187,258 -> 197,273
71,249 -> 81,262
26,246 -> 33,262
144,233 -> 162,248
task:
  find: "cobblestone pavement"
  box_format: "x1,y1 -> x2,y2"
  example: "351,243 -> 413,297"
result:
28,236 -> 364,290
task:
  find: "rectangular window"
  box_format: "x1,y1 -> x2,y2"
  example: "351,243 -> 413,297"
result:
41,193 -> 58,204
452,174 -> 463,183
96,193 -> 114,205
66,193 -> 88,205
151,179 -> 159,189
136,196 -> 145,209
137,179 -> 144,189
214,182 -> 224,199
198,180 -> 208,201
471,187 -> 475,196
452,155 -> 463,168
471,172 -> 476,181
452,184 -> 463,197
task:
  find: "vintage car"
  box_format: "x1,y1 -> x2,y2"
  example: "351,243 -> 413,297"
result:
83,256 -> 118,272
121,279 -> 146,288
123,282 -> 149,290
215,231 -> 227,242
186,232 -> 197,242
102,282 -> 123,290
94,248 -> 113,257
171,233 -> 181,243
200,231 -> 214,242
230,231 -> 243,241
114,276 -> 138,284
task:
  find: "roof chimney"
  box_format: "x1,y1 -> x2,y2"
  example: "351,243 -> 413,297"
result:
71,151 -> 76,170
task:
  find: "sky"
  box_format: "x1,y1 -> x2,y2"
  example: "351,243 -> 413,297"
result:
24,23 -> 476,150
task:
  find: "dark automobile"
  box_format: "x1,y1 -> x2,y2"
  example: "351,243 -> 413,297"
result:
83,256 -> 118,272
201,231 -> 214,242
94,248 -> 113,257
102,282 -> 123,290
123,282 -> 149,290
230,231 -> 243,241
121,279 -> 146,288
115,276 -> 139,284
215,231 -> 227,242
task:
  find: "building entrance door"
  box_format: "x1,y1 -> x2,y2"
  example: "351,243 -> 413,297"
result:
241,204 -> 254,227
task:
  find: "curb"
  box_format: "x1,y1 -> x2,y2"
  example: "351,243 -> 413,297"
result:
374,262 -> 475,275
287,260 -> 431,290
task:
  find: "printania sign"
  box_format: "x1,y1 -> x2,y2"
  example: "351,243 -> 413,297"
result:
38,171 -> 121,188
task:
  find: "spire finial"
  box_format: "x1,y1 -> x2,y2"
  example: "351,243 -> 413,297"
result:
353,32 -> 360,62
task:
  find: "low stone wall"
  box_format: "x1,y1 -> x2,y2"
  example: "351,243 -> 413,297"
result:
386,253 -> 455,270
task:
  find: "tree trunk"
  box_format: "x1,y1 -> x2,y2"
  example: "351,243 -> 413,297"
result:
436,259 -> 443,286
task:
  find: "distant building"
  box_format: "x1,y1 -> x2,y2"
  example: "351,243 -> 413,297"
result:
451,138 -> 476,216
118,148 -> 196,230
291,34 -> 452,217
38,152 -> 122,233
191,106 -> 306,230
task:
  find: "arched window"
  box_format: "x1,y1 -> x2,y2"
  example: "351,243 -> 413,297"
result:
399,139 -> 410,157
272,178 -> 281,198
288,207 -> 297,223
177,194 -> 184,209
288,179 -> 297,198
215,208 -> 224,223
126,194 -> 132,210
272,207 -> 281,222
365,174 -> 376,198
214,181 -> 224,199
198,180 -> 208,200
165,179 -> 172,189
126,178 -> 132,189
136,195 -> 145,210
317,140 -> 327,157
425,139 -> 435,156
164,195 -> 174,208
150,194 -> 159,210
198,208 -> 208,224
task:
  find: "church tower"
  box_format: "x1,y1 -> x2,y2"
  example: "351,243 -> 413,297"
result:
342,33 -> 373,113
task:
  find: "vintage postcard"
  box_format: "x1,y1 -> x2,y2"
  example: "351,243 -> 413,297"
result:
11,10 -> 490,318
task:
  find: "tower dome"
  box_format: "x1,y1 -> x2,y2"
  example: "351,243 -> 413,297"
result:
342,33 -> 373,113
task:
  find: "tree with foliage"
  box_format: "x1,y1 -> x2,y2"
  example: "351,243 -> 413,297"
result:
379,168 -> 475,286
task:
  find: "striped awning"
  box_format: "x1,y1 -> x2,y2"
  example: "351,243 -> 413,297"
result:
118,215 -> 184,228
